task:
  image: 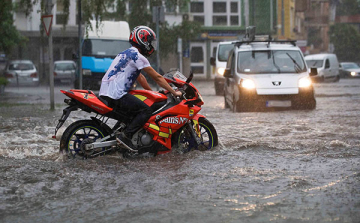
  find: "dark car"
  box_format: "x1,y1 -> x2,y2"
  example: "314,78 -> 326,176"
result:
339,62 -> 360,78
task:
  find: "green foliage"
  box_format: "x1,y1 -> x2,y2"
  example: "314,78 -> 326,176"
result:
329,23 -> 360,61
0,1 -> 27,55
0,77 -> 9,86
336,0 -> 360,16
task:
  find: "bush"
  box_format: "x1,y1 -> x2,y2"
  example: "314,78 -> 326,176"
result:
0,77 -> 9,86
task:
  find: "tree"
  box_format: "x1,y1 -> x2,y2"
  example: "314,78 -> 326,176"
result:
0,1 -> 27,55
336,0 -> 360,16
329,23 -> 360,61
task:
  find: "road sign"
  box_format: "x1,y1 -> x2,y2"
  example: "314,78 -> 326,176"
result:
41,15 -> 53,36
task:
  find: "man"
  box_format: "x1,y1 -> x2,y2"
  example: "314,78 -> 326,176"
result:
99,26 -> 182,150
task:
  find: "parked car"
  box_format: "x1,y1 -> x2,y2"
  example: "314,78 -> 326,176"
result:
210,41 -> 234,95
339,62 -> 360,78
3,60 -> 39,86
54,60 -> 77,84
223,28 -> 317,112
304,54 -> 340,82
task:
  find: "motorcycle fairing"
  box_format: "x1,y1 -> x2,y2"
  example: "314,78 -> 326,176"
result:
129,90 -> 167,107
60,89 -> 113,114
144,103 -> 202,150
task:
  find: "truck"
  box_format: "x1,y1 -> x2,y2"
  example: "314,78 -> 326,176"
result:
81,20 -> 131,89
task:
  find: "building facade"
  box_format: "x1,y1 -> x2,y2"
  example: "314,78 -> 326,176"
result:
11,0 -> 310,82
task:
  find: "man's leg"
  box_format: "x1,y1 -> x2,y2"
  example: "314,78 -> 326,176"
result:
116,93 -> 152,137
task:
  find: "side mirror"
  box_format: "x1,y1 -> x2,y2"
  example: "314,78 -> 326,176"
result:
223,68 -> 232,78
210,57 -> 215,66
309,67 -> 318,77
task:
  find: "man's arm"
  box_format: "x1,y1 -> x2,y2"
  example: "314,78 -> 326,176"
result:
137,73 -> 152,90
142,66 -> 182,97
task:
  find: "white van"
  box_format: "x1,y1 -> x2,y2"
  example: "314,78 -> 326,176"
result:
304,54 -> 340,82
223,30 -> 317,112
210,41 -> 234,95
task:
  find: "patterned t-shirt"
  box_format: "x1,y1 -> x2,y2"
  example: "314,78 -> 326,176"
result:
99,47 -> 150,99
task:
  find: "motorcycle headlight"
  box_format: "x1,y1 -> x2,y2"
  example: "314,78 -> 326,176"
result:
82,69 -> 92,76
217,67 -> 225,75
299,76 -> 312,88
240,79 -> 256,89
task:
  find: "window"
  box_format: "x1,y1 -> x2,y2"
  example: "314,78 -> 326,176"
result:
238,50 -> 307,74
191,46 -> 204,63
193,16 -> 205,25
56,2 -> 67,25
231,2 -> 238,13
165,1 -> 176,13
213,2 -> 226,13
190,2 -> 204,13
213,16 -> 227,26
230,16 -> 239,25
325,59 -> 330,69
218,44 -> 235,61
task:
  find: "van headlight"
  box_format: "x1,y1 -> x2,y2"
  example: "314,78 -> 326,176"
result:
82,69 -> 92,76
240,79 -> 256,89
299,76 -> 312,88
217,67 -> 225,75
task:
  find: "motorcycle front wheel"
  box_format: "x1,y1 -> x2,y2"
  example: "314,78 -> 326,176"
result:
172,118 -> 218,153
60,120 -> 111,159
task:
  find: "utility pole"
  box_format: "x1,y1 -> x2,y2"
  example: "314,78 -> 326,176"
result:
43,0 -> 55,110
152,6 -> 164,73
78,0 -> 82,89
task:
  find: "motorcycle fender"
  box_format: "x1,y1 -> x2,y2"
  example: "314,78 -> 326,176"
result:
192,114 -> 205,137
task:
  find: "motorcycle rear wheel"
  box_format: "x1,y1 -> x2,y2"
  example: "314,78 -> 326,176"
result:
172,118 -> 218,153
60,120 -> 111,159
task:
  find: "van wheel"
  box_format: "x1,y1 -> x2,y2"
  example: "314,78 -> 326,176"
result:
333,75 -> 340,82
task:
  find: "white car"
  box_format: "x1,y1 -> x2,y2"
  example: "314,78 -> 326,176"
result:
54,60 -> 77,84
223,28 -> 317,112
4,60 -> 39,86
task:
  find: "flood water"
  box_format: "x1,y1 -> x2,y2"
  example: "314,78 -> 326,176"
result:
0,79 -> 359,223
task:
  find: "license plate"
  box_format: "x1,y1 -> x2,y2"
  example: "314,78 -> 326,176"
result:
266,100 -> 291,107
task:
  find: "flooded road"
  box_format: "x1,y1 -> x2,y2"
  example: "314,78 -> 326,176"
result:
0,79 -> 359,223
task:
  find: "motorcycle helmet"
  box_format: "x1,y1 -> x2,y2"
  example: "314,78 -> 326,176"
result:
129,26 -> 157,57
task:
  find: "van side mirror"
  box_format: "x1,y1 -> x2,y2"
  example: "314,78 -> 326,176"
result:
309,67 -> 318,76
223,68 -> 232,78
210,57 -> 215,66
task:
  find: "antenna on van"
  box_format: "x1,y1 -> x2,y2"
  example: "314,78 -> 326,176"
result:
244,26 -> 256,41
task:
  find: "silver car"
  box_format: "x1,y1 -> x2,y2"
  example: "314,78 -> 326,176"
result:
54,60 -> 76,84
4,60 -> 39,86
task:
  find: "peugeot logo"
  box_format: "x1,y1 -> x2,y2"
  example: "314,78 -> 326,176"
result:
272,81 -> 281,86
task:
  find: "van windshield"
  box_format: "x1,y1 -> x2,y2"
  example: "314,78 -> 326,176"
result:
237,50 -> 307,74
306,60 -> 323,68
218,43 -> 234,61
82,39 -> 131,58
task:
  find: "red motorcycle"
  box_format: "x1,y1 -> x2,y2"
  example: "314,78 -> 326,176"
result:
54,70 -> 218,159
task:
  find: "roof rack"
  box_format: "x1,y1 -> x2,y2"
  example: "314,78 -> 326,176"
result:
232,26 -> 297,47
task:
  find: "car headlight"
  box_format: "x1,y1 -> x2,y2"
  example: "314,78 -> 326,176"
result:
217,67 -> 225,75
82,69 -> 92,76
240,79 -> 256,89
351,71 -> 356,76
299,76 -> 312,88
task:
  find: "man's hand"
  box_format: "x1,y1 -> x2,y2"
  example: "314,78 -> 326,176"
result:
173,91 -> 182,98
